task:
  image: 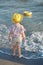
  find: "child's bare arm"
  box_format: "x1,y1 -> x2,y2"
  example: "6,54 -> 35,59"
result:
8,32 -> 12,40
21,31 -> 26,39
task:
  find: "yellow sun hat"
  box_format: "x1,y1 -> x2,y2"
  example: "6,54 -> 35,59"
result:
12,13 -> 23,23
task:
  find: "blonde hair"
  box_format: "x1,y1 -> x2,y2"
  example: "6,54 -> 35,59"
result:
12,13 -> 23,23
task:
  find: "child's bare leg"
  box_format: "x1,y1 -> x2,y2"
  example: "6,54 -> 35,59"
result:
12,44 -> 16,56
17,45 -> 21,58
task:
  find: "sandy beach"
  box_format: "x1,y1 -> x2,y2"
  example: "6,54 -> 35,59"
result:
0,59 -> 24,65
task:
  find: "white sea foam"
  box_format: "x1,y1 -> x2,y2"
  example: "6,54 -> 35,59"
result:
0,50 -> 11,56
24,31 -> 43,52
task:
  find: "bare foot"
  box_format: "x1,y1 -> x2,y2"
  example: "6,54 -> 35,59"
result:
12,53 -> 15,56
18,55 -> 23,58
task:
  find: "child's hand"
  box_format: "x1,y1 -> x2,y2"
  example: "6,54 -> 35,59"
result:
8,36 -> 12,41
23,36 -> 26,41
21,32 -> 26,39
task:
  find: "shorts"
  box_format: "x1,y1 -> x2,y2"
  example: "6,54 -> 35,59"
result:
12,36 -> 22,46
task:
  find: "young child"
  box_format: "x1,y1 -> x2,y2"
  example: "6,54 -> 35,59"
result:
8,13 -> 26,58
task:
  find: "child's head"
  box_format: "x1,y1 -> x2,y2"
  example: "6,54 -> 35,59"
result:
12,13 -> 23,23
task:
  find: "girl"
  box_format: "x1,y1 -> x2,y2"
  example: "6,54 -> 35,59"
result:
8,13 -> 26,58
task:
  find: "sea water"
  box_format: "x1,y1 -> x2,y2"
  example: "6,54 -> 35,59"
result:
0,0 -> 43,59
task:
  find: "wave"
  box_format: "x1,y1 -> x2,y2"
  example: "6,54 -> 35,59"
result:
0,49 -> 43,59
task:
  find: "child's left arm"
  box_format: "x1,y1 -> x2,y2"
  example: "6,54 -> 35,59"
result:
21,26 -> 26,39
21,31 -> 26,39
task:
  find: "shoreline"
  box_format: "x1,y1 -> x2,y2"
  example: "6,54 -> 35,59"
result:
0,52 -> 43,65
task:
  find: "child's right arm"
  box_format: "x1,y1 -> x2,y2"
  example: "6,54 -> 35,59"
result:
8,25 -> 13,40
8,32 -> 12,41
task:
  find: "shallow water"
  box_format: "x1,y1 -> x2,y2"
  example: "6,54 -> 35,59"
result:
0,0 -> 43,31
0,0 -> 43,59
